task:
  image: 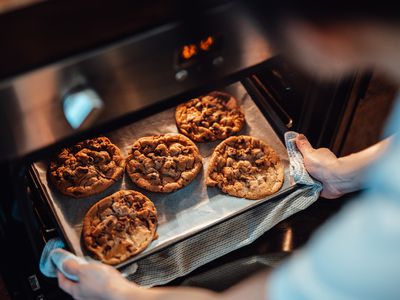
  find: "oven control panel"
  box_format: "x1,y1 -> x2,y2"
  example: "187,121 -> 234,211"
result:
0,2 -> 274,160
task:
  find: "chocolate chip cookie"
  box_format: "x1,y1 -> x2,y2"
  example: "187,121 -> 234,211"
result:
82,190 -> 158,265
175,91 -> 245,142
126,134 -> 202,192
49,137 -> 125,198
206,135 -> 284,200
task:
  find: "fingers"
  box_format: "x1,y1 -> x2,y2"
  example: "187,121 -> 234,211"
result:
57,271 -> 78,296
63,259 -> 80,276
296,134 -> 314,155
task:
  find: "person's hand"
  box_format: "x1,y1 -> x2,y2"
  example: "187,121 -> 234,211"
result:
295,134 -> 344,199
57,259 -> 135,300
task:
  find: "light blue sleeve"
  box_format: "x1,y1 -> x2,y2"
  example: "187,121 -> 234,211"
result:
268,194 -> 400,300
268,121 -> 400,300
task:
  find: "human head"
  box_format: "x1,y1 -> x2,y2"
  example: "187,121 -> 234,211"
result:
244,1 -> 400,83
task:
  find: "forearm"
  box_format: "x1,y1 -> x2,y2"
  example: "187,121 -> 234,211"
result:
296,134 -> 393,199
115,271 -> 269,300
142,287 -> 219,300
334,137 -> 392,194
113,281 -> 220,300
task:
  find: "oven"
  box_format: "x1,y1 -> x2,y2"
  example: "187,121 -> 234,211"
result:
0,1 -> 370,299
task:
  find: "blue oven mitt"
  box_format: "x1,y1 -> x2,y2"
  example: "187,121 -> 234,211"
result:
39,238 -> 88,282
39,238 -> 138,281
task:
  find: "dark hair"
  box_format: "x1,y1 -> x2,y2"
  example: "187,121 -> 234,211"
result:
241,0 -> 399,52
243,0 -> 400,25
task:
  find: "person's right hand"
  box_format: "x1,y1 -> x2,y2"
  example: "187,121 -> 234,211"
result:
296,134 -> 393,199
295,134 -> 344,199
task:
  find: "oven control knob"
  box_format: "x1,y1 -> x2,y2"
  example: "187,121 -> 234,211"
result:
212,56 -> 224,66
175,69 -> 189,82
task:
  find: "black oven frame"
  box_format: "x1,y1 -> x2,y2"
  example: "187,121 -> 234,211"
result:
0,64 -> 368,300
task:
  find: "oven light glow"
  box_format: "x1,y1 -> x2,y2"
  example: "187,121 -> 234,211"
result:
181,44 -> 198,60
200,36 -> 214,51
179,35 -> 218,63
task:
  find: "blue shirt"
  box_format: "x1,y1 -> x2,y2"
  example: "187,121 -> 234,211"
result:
269,97 -> 400,300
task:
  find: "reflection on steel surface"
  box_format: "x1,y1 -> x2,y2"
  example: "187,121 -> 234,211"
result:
63,89 -> 104,129
0,3 -> 273,160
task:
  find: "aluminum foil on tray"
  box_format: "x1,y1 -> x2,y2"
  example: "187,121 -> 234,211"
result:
31,82 -> 296,269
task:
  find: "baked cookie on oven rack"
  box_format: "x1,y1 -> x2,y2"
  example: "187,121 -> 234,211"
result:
48,137 -> 125,198
82,190 -> 158,265
175,91 -> 245,142
206,135 -> 284,200
126,133 -> 203,193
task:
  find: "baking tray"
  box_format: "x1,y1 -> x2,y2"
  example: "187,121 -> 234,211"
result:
31,82 -> 297,269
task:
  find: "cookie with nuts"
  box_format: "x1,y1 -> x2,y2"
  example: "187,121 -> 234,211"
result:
48,137 -> 125,198
206,135 -> 284,200
126,133 -> 203,192
82,190 -> 158,265
175,91 -> 245,142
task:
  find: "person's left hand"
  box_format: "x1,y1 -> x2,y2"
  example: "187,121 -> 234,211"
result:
57,259 -> 133,300
295,134 -> 343,199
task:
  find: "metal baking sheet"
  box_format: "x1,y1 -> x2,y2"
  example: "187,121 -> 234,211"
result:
31,82 -> 296,269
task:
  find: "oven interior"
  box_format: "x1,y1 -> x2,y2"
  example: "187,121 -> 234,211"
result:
0,60 -> 367,299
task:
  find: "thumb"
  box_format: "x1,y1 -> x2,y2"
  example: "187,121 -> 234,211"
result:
295,134 -> 314,156
62,259 -> 80,276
